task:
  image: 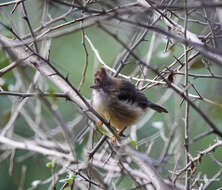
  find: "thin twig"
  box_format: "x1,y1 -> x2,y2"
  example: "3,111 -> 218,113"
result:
78,28 -> 89,91
97,23 -> 222,138
183,1 -> 191,189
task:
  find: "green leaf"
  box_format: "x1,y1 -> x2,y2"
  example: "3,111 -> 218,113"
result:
59,175 -> 75,185
66,177 -> 75,185
130,140 -> 137,148
46,160 -> 56,168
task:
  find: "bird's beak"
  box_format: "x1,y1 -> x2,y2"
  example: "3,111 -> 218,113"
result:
90,84 -> 100,89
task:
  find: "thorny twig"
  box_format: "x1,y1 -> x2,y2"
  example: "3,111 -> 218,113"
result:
0,1 -> 222,189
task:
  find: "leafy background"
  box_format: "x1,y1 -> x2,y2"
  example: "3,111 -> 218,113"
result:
0,0 -> 222,189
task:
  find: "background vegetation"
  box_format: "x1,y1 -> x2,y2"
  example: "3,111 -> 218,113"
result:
0,0 -> 222,189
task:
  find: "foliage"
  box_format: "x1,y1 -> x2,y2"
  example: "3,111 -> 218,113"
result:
0,0 -> 222,190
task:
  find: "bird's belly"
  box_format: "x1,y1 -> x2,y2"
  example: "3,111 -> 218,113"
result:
92,91 -> 107,115
108,113 -> 138,130
92,90 -> 144,130
104,103 -> 144,130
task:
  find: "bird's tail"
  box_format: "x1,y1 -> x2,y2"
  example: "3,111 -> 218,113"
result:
148,103 -> 168,113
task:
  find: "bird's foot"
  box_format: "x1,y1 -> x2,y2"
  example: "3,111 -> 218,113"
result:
117,130 -> 126,137
97,120 -> 103,126
111,128 -> 127,144
112,135 -> 118,144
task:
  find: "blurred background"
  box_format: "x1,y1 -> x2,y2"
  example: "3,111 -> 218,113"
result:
0,0 -> 222,189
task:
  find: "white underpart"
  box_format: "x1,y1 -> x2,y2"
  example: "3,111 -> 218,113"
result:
92,89 -> 109,113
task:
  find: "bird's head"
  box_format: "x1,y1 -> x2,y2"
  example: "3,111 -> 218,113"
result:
90,67 -> 115,92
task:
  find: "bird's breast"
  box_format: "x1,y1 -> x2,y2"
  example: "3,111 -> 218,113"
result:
91,90 -> 109,115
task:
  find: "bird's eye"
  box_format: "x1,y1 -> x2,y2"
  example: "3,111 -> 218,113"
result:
95,78 -> 101,84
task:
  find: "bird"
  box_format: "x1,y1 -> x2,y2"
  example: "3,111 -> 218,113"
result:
90,67 -> 168,142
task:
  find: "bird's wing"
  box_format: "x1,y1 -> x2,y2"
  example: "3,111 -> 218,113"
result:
112,79 -> 168,113
112,79 -> 137,104
111,79 -> 149,109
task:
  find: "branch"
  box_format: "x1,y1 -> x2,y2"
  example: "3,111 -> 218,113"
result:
124,146 -> 171,190
98,23 -> 222,138
0,136 -> 72,160
0,34 -> 119,141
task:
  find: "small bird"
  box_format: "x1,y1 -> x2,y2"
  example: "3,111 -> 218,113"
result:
90,68 -> 168,141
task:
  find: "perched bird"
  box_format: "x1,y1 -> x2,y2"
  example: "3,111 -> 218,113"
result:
90,68 -> 168,141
